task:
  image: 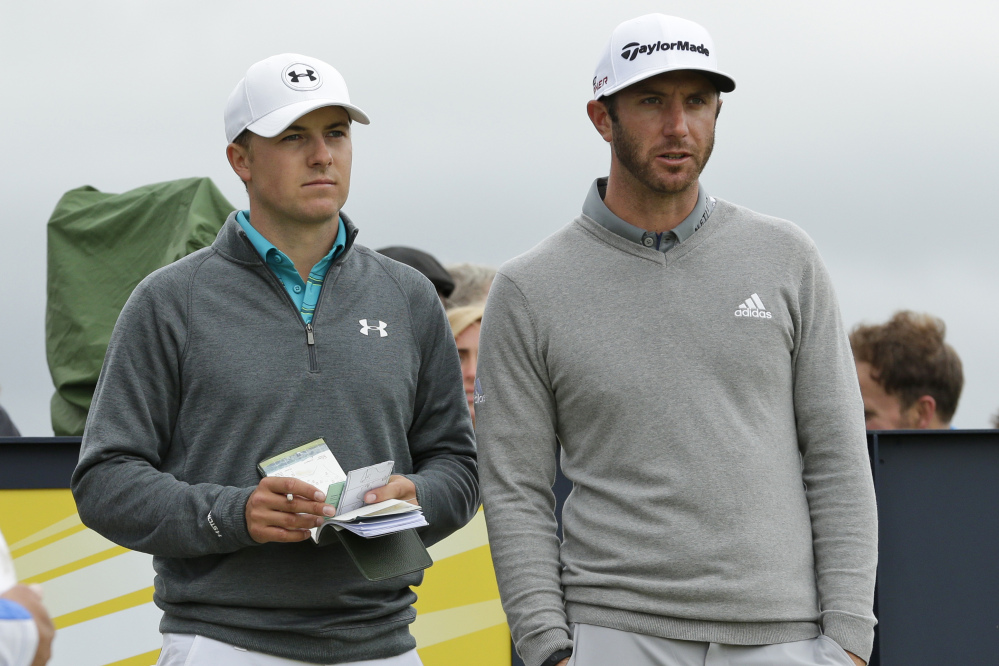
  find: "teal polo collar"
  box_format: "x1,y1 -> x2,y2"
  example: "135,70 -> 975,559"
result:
235,210 -> 346,323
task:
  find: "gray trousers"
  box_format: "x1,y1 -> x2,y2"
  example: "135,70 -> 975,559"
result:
156,634 -> 423,666
568,624 -> 857,666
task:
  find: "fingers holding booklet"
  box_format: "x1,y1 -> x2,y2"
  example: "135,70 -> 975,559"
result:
257,438 -> 429,542
245,476 -> 335,544
362,474 -> 418,506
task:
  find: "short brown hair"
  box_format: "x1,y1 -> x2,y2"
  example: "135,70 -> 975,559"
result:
232,128 -> 254,152
850,311 -> 963,422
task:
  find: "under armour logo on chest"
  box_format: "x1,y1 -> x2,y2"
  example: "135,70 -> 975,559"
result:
287,69 -> 317,83
359,319 -> 388,337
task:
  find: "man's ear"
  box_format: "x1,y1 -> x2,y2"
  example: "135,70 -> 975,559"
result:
586,99 -> 614,143
226,142 -> 252,185
715,97 -> 723,119
910,395 -> 938,429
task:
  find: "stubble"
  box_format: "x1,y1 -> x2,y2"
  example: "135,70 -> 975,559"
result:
611,121 -> 715,196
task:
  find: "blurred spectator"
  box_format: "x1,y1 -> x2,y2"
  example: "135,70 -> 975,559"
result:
376,247 -> 455,305
447,305 -> 484,423
850,311 -> 963,429
1,530 -> 54,666
446,263 -> 496,308
0,401 -> 19,437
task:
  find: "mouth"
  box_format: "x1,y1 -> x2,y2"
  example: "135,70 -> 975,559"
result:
657,152 -> 690,162
303,179 -> 336,187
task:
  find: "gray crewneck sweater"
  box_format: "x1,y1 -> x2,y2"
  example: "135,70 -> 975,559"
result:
72,213 -> 478,663
475,197 -> 878,665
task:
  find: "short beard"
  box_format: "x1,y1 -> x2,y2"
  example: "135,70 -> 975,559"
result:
610,120 -> 715,195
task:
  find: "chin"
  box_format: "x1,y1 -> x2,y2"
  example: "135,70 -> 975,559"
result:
298,204 -> 342,224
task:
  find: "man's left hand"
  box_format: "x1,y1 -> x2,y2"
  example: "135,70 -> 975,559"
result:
847,651 -> 865,666
364,474 -> 418,505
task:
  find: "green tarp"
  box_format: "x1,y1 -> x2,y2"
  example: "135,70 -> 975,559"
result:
46,178 -> 234,435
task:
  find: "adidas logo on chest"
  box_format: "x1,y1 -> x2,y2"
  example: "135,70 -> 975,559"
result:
734,293 -> 772,319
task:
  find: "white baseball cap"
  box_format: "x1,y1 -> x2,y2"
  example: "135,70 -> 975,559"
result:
592,14 -> 735,99
224,53 -> 370,143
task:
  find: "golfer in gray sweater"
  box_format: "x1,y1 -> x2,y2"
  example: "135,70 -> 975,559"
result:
72,54 -> 478,664
475,14 -> 877,666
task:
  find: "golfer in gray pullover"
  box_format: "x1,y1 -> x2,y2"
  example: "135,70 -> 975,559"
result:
72,54 -> 477,665
475,15 -> 877,666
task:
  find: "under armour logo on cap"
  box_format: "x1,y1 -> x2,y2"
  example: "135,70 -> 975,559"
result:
359,319 -> 388,337
283,63 -> 322,91
287,69 -> 316,83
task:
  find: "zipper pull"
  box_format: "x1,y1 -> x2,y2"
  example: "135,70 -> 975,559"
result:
306,323 -> 315,346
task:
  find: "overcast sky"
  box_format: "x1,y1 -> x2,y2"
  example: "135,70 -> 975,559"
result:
1,0 -> 997,434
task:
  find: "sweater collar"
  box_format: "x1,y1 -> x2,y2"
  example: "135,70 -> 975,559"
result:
583,177 -> 710,247
214,210 -> 359,265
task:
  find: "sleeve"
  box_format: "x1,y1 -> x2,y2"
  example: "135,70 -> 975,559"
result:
790,246 -> 879,661
0,601 -> 38,666
71,269 -> 257,558
474,273 -> 573,666
403,278 -> 479,547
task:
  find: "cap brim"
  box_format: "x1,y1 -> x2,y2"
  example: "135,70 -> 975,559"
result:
600,65 -> 736,97
246,98 -> 371,138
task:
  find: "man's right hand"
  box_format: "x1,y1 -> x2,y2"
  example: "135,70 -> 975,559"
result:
245,477 -> 334,543
2,584 -> 54,666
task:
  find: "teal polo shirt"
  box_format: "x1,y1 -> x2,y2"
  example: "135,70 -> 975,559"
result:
236,210 -> 346,324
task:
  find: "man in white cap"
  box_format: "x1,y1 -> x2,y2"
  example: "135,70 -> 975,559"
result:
476,15 -> 877,666
72,54 -> 477,664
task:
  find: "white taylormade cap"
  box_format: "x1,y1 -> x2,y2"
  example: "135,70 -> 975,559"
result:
592,14 -> 736,99
224,53 -> 370,143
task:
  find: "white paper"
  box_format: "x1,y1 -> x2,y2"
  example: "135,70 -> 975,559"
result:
332,499 -> 420,523
335,460 -> 395,514
337,511 -> 428,538
270,448 -> 346,491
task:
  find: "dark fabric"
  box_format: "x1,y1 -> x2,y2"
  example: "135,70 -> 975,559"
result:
45,178 -> 233,435
541,649 -> 573,666
376,246 -> 455,297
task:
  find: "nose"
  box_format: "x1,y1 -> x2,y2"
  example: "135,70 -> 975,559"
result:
661,98 -> 688,138
462,353 -> 477,384
308,138 -> 334,168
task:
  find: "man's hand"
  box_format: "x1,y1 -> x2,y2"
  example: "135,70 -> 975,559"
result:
554,660 -> 569,666
363,474 -> 418,506
245,476 -> 333,544
2,584 -> 54,666
847,651 -> 865,666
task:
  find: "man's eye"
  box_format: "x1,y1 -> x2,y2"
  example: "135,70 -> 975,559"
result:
689,97 -> 706,105
641,97 -> 661,104
328,130 -> 345,138
282,134 -> 302,141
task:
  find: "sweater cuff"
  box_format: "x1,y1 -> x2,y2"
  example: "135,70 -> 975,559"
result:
215,486 -> 258,549
520,627 -> 573,666
822,611 -> 875,662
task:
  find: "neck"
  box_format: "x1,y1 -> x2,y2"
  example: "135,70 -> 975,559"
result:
602,164 -> 699,234
248,206 -> 339,282
927,415 -> 950,430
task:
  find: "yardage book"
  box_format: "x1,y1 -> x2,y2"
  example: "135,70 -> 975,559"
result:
257,438 -> 432,581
